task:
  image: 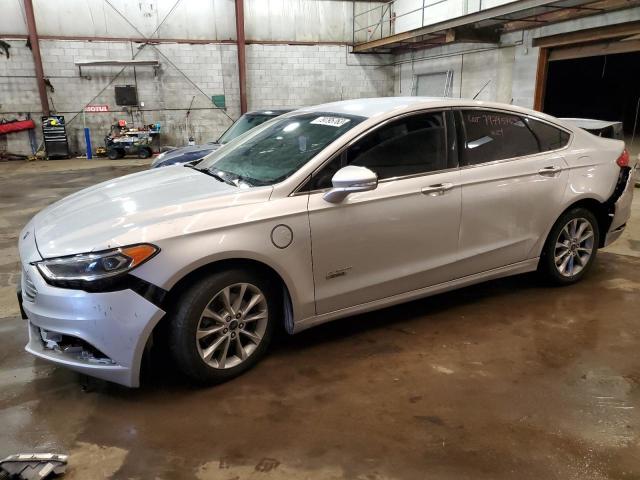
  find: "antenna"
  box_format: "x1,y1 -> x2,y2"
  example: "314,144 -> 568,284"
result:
473,80 -> 492,100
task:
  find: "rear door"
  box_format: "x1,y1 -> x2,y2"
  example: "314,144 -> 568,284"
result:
305,110 -> 461,314
455,109 -> 571,275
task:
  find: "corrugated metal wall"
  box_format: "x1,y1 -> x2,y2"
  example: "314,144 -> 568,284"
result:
0,0 -> 27,35
0,0 -> 386,42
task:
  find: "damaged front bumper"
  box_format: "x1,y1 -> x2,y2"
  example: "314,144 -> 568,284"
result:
18,223 -> 165,388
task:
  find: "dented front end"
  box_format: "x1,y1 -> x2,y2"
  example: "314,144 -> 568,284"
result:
18,220 -> 165,387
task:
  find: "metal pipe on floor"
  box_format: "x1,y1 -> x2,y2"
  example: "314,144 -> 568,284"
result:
235,0 -> 248,114
23,0 -> 49,116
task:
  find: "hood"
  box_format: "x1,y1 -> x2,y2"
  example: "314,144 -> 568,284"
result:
152,143 -> 221,167
33,165 -> 272,258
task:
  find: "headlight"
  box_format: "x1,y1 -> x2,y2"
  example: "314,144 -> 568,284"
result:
35,244 -> 158,288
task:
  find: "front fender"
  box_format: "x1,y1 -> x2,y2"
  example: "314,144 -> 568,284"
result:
129,195 -> 315,322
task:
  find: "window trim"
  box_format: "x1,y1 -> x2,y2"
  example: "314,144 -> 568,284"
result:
455,107 -> 573,170
292,108 -> 457,196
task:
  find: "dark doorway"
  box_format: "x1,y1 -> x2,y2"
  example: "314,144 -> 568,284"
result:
543,51 -> 640,136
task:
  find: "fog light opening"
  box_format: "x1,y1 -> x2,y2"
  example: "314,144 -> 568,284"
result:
39,329 -> 116,365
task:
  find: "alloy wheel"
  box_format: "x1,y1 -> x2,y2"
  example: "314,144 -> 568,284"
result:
196,282 -> 268,369
554,217 -> 595,277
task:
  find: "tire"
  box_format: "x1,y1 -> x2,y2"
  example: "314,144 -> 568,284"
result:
107,148 -> 119,160
138,147 -> 151,159
539,207 -> 600,285
168,269 -> 278,385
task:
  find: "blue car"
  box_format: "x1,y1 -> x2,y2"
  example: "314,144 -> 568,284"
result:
151,108 -> 292,168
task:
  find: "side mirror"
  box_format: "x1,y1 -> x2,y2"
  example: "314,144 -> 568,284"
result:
322,165 -> 378,203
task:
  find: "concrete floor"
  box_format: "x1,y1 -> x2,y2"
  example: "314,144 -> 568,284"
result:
1,158 -> 640,480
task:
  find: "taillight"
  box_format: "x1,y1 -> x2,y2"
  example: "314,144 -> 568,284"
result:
616,148 -> 630,168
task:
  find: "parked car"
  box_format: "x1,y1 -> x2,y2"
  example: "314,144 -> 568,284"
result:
151,108 -> 293,168
18,97 -> 636,387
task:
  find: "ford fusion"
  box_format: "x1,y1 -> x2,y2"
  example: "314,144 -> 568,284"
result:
18,98 -> 636,387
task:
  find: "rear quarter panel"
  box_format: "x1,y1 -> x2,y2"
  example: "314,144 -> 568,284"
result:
527,129 -> 624,258
562,130 -> 623,202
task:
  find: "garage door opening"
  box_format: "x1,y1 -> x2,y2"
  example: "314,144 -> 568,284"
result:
543,51 -> 640,148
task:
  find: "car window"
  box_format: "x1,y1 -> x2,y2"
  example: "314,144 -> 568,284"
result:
307,111 -> 448,191
217,113 -> 277,144
524,117 -> 570,152
459,110 -> 539,166
197,112 -> 365,186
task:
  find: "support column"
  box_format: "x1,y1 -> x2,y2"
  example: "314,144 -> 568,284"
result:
533,47 -> 549,112
23,0 -> 49,116
235,0 -> 247,114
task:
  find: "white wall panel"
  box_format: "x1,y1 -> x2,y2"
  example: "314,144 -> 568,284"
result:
22,0 -> 233,40
33,0 -> 136,38
154,0 -> 236,40
0,0 -> 27,36
244,0 -> 362,42
0,0 -> 387,43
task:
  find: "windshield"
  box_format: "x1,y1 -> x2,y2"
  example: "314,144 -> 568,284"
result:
198,112 -> 365,186
217,113 -> 278,144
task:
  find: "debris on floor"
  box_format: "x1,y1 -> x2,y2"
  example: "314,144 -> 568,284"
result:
0,152 -> 29,162
0,453 -> 68,480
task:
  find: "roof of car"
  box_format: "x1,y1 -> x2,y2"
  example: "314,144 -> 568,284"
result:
295,97 -> 434,118
292,97 -> 561,124
246,108 -> 294,116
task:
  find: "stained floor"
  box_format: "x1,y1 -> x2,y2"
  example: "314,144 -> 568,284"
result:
1,159 -> 639,480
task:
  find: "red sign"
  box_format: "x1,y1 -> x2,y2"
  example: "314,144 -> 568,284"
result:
85,105 -> 109,112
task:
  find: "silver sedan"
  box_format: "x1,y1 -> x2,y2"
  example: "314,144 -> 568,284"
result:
18,97 -> 636,387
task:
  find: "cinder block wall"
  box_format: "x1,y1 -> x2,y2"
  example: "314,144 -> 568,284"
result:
0,40 -> 40,155
246,45 -> 392,108
0,40 -> 393,156
0,39 -> 240,155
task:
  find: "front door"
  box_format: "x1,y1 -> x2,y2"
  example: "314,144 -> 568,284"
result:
306,110 -> 462,314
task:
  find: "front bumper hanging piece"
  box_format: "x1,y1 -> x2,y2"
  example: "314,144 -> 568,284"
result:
0,453 -> 68,480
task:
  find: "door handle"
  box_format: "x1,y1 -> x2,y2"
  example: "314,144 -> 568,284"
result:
421,182 -> 454,196
538,166 -> 562,176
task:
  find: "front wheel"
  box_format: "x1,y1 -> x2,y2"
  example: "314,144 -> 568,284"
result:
168,269 -> 277,385
138,147 -> 152,159
539,207 -> 599,285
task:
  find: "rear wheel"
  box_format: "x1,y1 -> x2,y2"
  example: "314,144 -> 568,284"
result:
168,269 -> 277,385
539,207 -> 599,285
107,148 -> 119,160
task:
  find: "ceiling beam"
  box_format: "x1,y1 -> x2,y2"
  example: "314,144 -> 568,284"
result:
532,19 -> 640,46
548,37 -> 640,59
503,0 -> 640,31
